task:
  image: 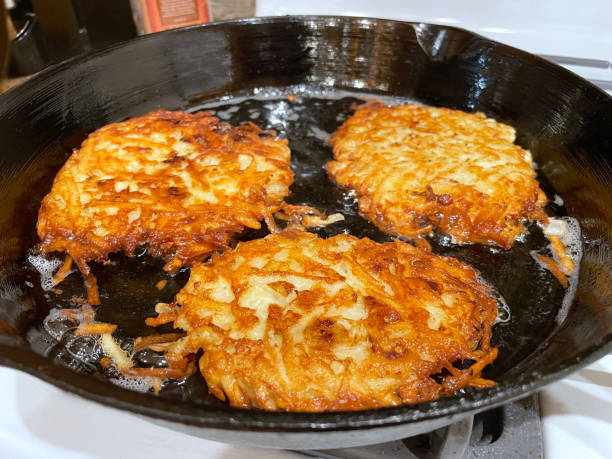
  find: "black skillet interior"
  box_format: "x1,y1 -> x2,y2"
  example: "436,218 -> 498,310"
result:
0,16 -> 610,431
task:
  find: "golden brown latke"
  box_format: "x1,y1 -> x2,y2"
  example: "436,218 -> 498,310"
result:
37,110 -> 293,273
165,230 -> 498,411
327,103 -> 548,249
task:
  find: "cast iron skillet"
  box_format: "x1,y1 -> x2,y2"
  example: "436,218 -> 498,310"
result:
0,16 -> 610,449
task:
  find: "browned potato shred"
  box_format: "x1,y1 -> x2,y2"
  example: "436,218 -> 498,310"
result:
133,333 -> 185,352
145,310 -> 178,327
275,203 -> 345,230
156,280 -> 168,290
52,254 -> 73,286
75,323 -> 117,336
534,253 -> 569,288
548,235 -> 575,274
84,273 -> 100,306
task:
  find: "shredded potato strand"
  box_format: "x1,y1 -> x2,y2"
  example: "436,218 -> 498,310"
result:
534,253 -> 569,288
275,203 -> 345,229
549,235 -> 575,274
133,333 -> 185,352
75,323 -> 117,336
85,273 -> 100,305
99,333 -> 133,371
145,311 -> 178,327
53,254 -> 73,286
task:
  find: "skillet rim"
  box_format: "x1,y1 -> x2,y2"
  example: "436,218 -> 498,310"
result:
0,15 -> 611,432
1,340 -> 610,431
1,15 -> 611,104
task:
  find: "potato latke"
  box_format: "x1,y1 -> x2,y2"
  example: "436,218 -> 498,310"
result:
37,110 -> 293,273
167,230 -> 498,411
327,103 -> 547,249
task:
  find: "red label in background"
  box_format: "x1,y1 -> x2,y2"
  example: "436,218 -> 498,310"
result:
141,0 -> 209,33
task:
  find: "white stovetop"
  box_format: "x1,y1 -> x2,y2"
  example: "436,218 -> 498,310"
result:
255,0 -> 612,56
1,355 -> 611,458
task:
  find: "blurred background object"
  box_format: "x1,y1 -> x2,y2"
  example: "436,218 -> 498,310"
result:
129,0 -> 210,34
208,0 -> 254,21
0,0 -> 10,81
6,0 -> 139,79
2,0 -> 255,83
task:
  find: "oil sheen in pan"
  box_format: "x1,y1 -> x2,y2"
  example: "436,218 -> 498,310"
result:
26,85 -> 580,402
